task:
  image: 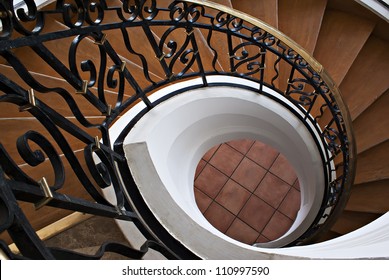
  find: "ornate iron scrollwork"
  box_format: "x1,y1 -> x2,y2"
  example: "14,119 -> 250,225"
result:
0,0 -> 354,259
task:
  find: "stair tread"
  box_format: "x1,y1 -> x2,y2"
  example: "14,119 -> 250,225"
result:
313,10 -> 375,85
231,0 -> 278,28
0,117 -> 102,165
354,140 -> 389,185
0,65 -> 128,119
353,90 -> 389,153
277,0 -> 327,92
278,0 -> 327,54
340,36 -> 389,119
331,210 -> 380,235
346,180 -> 389,214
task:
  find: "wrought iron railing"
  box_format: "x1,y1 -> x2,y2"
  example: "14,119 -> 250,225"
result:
0,0 -> 355,259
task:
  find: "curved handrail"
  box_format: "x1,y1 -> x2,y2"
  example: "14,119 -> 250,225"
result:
0,0 -> 355,259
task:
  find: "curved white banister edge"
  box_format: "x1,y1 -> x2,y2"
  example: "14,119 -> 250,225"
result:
355,0 -> 389,22
279,212 -> 389,259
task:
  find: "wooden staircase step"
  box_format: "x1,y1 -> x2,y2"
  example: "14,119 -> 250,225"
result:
331,210 -> 380,235
278,0 -> 327,54
346,180 -> 389,214
0,149 -> 92,244
276,0 -> 327,90
313,10 -> 375,85
353,90 -> 389,153
231,0 -> 278,27
0,65 -> 126,119
339,36 -> 389,119
354,140 -> 389,185
316,229 -> 341,243
0,116 -> 103,166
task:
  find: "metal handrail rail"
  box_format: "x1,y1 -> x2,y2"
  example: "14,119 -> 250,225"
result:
0,0 -> 355,259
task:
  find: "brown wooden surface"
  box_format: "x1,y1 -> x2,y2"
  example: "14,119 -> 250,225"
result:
331,210 -> 380,235
0,150 -> 92,244
353,90 -> 389,154
339,36 -> 389,120
276,0 -> 328,92
313,10 -> 374,85
0,65 -> 127,119
354,140 -> 389,185
231,0 -> 278,27
346,180 -> 389,214
278,0 -> 327,54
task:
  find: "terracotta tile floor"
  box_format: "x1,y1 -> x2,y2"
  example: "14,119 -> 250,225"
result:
194,139 -> 301,245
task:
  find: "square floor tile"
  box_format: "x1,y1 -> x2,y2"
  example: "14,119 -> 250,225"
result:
194,164 -> 228,198
195,159 -> 207,179
278,188 -> 301,220
194,187 -> 213,213
225,219 -> 259,245
238,195 -> 275,232
261,211 -> 293,240
247,141 -> 279,169
226,139 -> 254,155
269,154 -> 297,185
231,157 -> 267,192
202,144 -> 220,161
254,172 -> 291,208
204,202 -> 235,233
209,144 -> 244,176
215,179 -> 251,215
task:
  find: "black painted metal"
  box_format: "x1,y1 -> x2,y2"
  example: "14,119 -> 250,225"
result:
0,0 -> 353,259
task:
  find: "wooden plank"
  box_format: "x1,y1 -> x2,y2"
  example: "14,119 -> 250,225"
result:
231,0 -> 278,27
0,150 -> 96,244
354,140 -> 389,185
339,36 -> 389,119
346,180 -> 389,214
353,90 -> 389,153
0,65 -> 127,119
5,13 -> 162,89
8,212 -> 93,253
278,0 -> 327,54
313,10 -> 374,85
277,0 -> 328,92
0,116 -> 103,165
316,230 -> 341,242
331,210 -> 380,235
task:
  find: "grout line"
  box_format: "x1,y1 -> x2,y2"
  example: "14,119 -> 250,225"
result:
225,139 -> 255,156
278,188 -> 301,220
193,186 -> 213,214
194,159 -> 207,180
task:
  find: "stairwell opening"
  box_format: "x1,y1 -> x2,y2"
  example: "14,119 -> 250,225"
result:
194,139 -> 301,245
109,77 -> 326,257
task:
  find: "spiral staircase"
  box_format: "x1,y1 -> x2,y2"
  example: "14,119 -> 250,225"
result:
0,0 -> 388,259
